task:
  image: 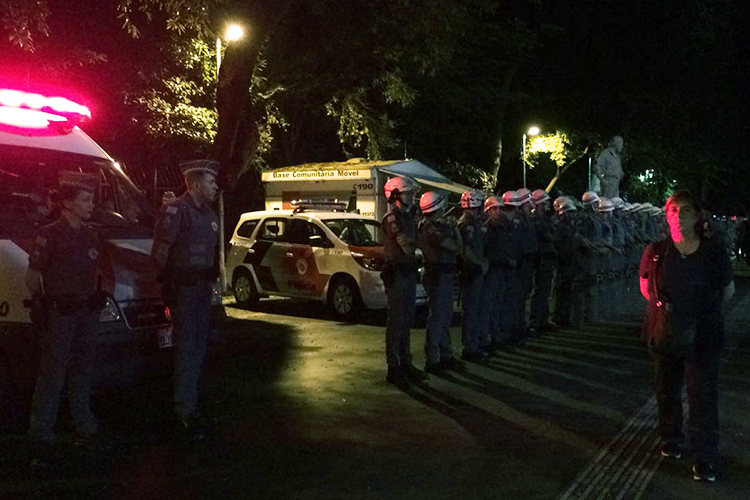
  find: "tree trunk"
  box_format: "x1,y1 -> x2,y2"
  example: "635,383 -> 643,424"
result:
492,65 -> 518,187
212,34 -> 264,193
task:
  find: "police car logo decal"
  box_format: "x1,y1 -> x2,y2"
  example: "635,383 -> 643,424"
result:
211,222 -> 219,232
296,258 -> 308,275
88,248 -> 99,260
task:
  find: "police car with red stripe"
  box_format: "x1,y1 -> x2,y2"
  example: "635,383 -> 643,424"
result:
227,202 -> 428,318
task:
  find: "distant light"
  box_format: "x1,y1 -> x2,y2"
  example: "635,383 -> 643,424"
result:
225,24 -> 244,42
528,126 -> 540,136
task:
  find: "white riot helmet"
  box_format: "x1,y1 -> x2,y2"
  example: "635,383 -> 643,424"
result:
484,195 -> 503,212
582,191 -> 600,206
597,197 -> 615,212
502,190 -> 522,206
384,176 -> 419,201
460,189 -> 485,209
419,191 -> 446,214
612,197 -> 625,210
636,202 -> 654,212
517,188 -> 533,205
532,189 -> 550,206
553,196 -> 577,214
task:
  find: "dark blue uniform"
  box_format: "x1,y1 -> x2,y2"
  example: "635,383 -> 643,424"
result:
529,212 -> 557,331
152,192 -> 219,420
28,217 -> 101,444
382,206 -> 418,370
458,211 -> 487,356
484,215 -> 516,346
418,216 -> 458,367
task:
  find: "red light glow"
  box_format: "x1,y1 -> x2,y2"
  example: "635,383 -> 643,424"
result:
0,89 -> 91,120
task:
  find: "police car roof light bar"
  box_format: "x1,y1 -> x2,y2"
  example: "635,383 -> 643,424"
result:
0,89 -> 92,121
291,199 -> 347,213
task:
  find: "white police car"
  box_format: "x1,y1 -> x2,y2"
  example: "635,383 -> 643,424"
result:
226,204 -> 427,318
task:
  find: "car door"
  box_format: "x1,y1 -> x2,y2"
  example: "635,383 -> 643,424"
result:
247,217 -> 288,293
277,218 -> 332,298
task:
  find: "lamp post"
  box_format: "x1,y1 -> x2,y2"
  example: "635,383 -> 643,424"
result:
216,23 -> 244,294
522,126 -> 540,188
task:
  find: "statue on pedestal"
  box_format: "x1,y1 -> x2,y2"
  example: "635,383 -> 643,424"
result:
594,135 -> 624,199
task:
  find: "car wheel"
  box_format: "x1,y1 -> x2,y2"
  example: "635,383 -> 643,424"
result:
328,276 -> 362,320
232,268 -> 259,307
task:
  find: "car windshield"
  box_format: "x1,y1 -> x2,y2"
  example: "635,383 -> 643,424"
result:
324,218 -> 382,247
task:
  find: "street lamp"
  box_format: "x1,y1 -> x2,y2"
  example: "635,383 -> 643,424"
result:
216,23 -> 244,70
522,126 -> 540,188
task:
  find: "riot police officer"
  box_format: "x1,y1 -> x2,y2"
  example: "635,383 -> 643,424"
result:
501,190 -> 526,344
529,189 -> 558,335
418,191 -> 463,373
484,195 -> 517,349
551,196 -> 579,328
458,189 -> 490,362
151,159 -> 220,439
381,176 -> 426,385
515,188 -> 539,340
574,191 -> 607,324
26,172 -> 104,465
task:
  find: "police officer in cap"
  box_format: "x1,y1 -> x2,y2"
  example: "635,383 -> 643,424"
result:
26,171 -> 105,465
381,176 -> 426,385
152,159 -> 220,439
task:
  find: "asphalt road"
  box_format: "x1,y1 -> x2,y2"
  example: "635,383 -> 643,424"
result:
1,280 -> 749,499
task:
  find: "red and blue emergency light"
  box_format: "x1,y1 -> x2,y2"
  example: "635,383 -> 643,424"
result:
0,88 -> 91,133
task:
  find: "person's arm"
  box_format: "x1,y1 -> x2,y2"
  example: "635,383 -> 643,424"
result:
26,229 -> 52,295
151,203 -> 183,272
639,277 -> 650,301
639,243 -> 655,301
723,281 -> 735,303
25,269 -> 43,296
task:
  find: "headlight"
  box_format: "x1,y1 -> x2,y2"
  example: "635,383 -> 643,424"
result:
351,252 -> 384,271
98,298 -> 121,322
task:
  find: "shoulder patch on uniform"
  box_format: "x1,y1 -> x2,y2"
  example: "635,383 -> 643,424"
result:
88,248 -> 99,260
166,205 -> 179,214
35,236 -> 47,247
211,221 -> 219,232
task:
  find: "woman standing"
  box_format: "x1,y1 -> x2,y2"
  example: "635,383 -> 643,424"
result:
25,171 -> 103,467
639,190 -> 734,482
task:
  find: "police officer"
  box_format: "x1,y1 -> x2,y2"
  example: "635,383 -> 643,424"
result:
484,195 -> 517,349
575,191 -> 607,324
381,176 -> 426,385
501,190 -> 526,344
151,159 -> 220,439
25,172 -> 104,465
529,189 -> 558,335
515,188 -> 539,339
418,191 -> 463,373
551,196 -> 579,328
458,189 -> 490,362
597,197 -> 619,318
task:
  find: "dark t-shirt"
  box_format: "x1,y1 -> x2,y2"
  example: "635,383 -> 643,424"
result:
640,237 -> 733,350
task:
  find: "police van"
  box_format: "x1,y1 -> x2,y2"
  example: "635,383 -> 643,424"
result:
226,202 -> 428,319
0,88 -> 171,428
